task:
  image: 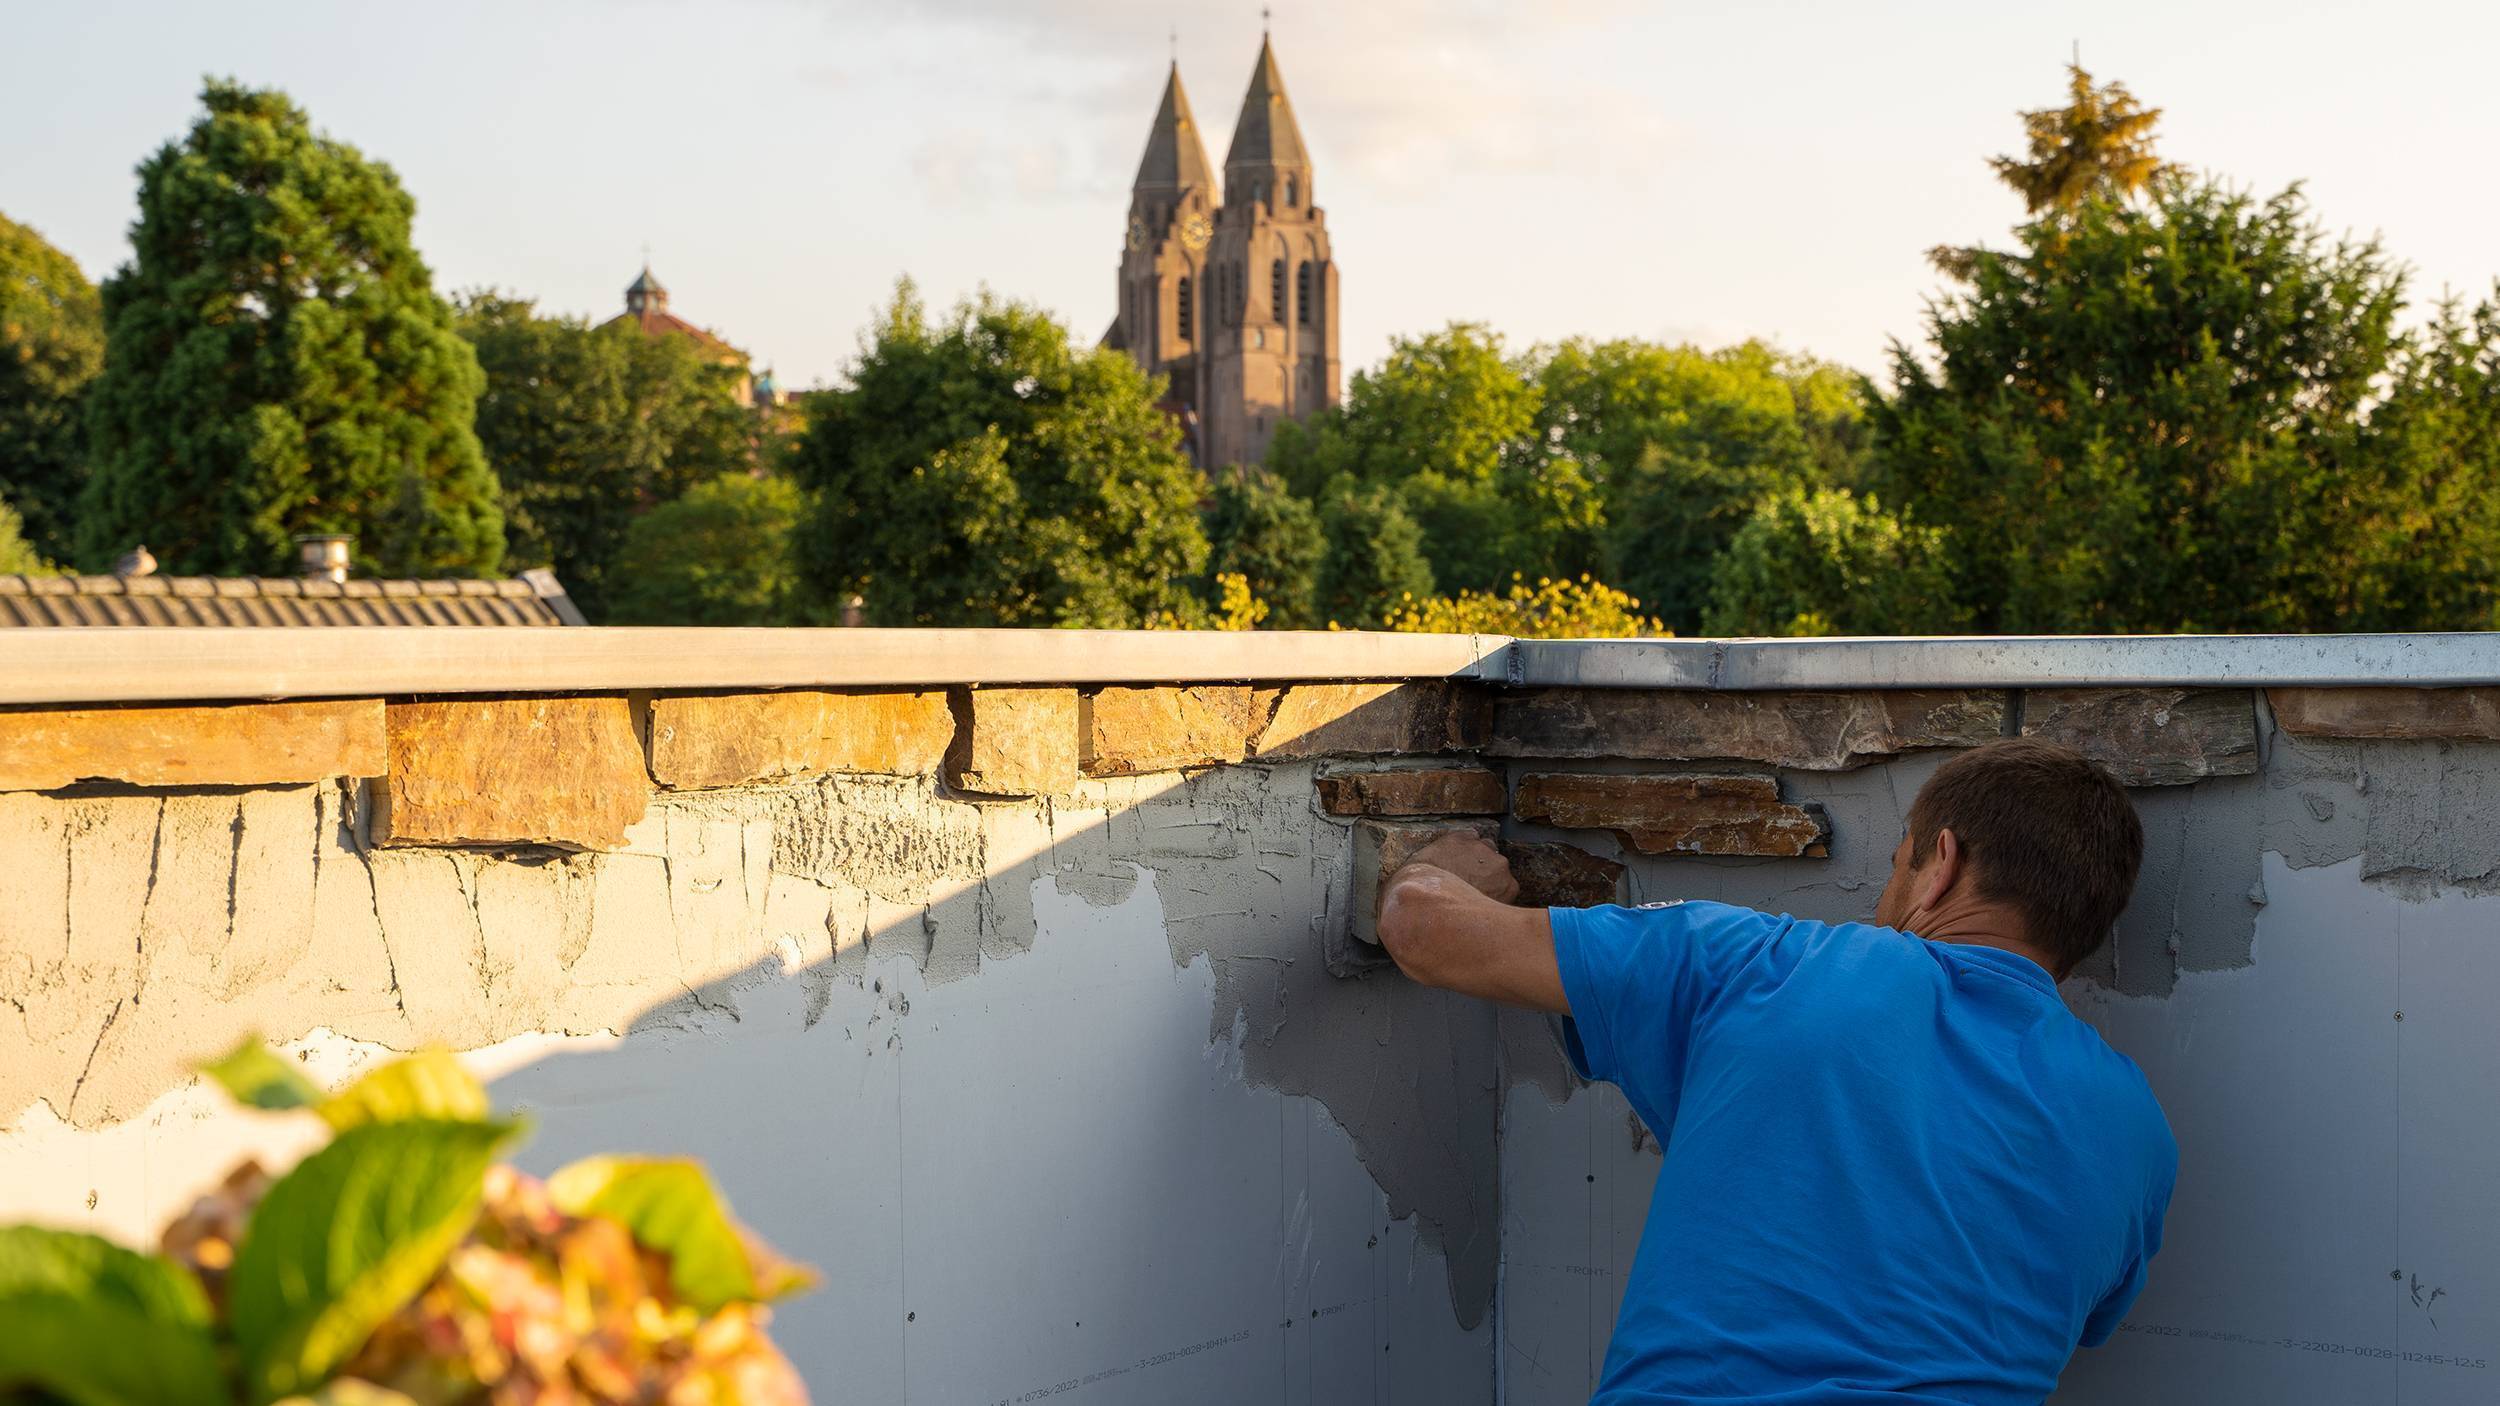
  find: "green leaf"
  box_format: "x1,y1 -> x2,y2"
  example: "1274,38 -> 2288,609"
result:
198,1041 -> 492,1129
316,1050 -> 490,1131
200,1037 -> 324,1112
0,1226 -> 224,1406
547,1156 -> 817,1311
228,1118 -> 520,1405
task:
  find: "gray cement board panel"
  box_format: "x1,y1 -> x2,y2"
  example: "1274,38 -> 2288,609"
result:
2058,855 -> 2499,1404
1498,1077 -> 1661,1405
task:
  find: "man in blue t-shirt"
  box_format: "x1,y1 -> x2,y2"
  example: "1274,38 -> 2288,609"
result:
1376,737 -> 2176,1405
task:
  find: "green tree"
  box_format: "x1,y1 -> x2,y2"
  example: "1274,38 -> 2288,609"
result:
458,292 -> 754,618
0,495 -> 57,574
605,473 -> 806,626
2345,294 -> 2500,629
1533,337 -> 1867,630
79,80 -> 500,577
1269,324 -> 1602,592
0,214 -> 103,557
1702,486 -> 1969,636
1871,179 -> 2411,631
789,282 -> 1208,627
1313,478 -> 1434,627
1202,466 -> 1324,628
1784,356 -> 1876,486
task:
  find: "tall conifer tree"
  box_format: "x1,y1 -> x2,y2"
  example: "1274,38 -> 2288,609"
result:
80,80 -> 500,576
1990,64 -> 2173,215
1932,64 -> 2177,280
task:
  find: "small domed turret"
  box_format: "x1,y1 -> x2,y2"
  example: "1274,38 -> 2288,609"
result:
625,265 -> 669,316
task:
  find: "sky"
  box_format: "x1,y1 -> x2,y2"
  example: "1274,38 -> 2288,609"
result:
7,0 -> 2499,389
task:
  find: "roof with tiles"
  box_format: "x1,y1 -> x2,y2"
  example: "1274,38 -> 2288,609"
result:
0,567 -> 586,627
607,304 -> 743,360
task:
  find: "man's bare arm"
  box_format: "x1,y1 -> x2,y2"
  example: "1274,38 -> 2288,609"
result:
1375,835 -> 1568,1014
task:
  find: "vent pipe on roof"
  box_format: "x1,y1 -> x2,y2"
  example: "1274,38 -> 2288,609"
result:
297,534 -> 353,585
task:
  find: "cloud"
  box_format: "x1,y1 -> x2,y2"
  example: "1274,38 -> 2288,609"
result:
813,0 -> 1674,202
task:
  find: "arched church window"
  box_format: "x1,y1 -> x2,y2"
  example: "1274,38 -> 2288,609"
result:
1271,259 -> 1287,324
1176,276 -> 1192,340
1285,177 -> 1298,208
1296,262 -> 1313,327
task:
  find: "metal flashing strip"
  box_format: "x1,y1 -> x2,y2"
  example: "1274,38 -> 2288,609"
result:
1506,634 -> 2500,689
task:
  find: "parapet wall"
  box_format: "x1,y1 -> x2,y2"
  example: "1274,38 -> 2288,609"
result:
3,629 -> 2497,1405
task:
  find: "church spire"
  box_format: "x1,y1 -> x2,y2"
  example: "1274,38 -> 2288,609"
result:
1131,62 -> 1215,198
1222,34 -> 1310,203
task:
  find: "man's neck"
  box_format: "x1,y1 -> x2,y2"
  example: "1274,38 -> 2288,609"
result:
1911,903 -> 2062,979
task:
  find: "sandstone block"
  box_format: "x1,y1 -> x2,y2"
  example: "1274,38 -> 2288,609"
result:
1252,681 -> 1493,758
2020,688 -> 2258,786
1512,772 -> 1829,857
946,687 -> 1080,796
1316,766 -> 1507,817
648,689 -> 953,789
2267,687 -> 2500,741
0,699 -> 384,792
1491,689 -> 2003,770
373,697 -> 649,850
1338,818 -> 1503,972
1080,686 -> 1257,775
1502,840 -> 1626,909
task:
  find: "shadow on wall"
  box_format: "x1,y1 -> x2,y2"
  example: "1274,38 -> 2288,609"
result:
477,756 -> 1501,1406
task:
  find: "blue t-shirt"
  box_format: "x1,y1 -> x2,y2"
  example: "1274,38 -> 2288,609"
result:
1551,901 -> 2175,1405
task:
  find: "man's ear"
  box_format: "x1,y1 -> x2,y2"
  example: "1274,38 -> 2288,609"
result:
1919,827 -> 1963,911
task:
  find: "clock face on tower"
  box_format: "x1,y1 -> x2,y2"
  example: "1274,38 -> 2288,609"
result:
1126,215 -> 1147,252
1180,213 -> 1213,252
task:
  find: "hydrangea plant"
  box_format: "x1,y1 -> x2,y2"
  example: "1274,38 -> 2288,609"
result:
0,1041 -> 814,1405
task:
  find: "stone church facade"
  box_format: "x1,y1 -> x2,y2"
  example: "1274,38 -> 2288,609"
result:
1105,39 -> 1340,469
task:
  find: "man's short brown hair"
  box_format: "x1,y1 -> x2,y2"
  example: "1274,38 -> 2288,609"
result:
1905,737 -> 2144,976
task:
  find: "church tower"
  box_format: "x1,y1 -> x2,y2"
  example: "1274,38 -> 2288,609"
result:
1109,37 -> 1339,468
1201,36 -> 1339,469
1107,63 -> 1220,457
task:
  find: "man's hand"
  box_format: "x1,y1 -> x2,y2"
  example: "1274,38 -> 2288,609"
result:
1376,832 -> 1565,1013
1405,831 -> 1520,903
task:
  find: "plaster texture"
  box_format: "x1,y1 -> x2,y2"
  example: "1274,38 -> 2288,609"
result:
0,757 -> 1502,1403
